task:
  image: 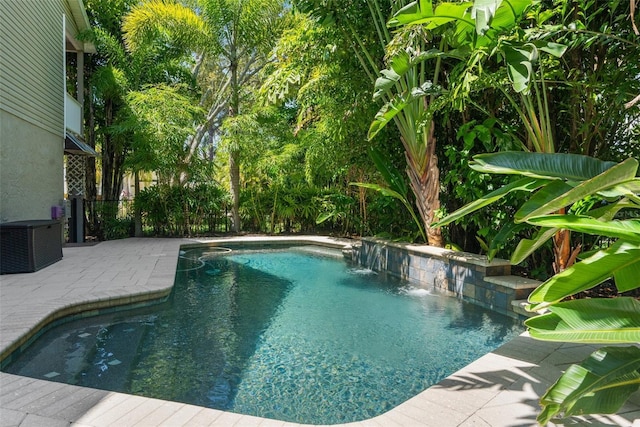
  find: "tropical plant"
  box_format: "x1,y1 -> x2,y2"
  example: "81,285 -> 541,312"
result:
292,0 -> 451,245
435,151 -> 640,424
385,0 -> 640,269
122,0 -> 288,232
83,0 -> 138,205
351,147 -> 426,242
135,183 -> 228,236
82,0 -> 198,239
351,0 -> 548,246
125,84 -> 206,184
260,12 -> 405,236
440,118 -> 523,254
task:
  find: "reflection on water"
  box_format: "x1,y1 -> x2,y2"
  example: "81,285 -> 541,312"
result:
3,246 -> 524,424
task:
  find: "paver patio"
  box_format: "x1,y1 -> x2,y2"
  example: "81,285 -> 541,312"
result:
1,237 -> 639,426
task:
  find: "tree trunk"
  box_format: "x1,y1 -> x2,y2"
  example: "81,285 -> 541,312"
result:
229,150 -> 241,232
134,171 -> 142,237
85,77 -> 98,236
406,122 -> 443,247
552,207 -> 581,273
228,45 -> 241,233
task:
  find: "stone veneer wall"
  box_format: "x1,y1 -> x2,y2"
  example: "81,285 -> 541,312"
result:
356,238 -> 539,319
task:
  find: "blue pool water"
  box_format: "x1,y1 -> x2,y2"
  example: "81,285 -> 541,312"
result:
3,246 -> 524,424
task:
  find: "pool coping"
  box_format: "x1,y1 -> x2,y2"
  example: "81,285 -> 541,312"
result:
1,236 -> 639,427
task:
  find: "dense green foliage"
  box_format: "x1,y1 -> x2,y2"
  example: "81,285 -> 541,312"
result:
82,0 -> 638,253
438,151 -> 640,424
75,0 -> 640,422
134,184 -> 227,236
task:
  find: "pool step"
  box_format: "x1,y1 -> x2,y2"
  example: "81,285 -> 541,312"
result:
511,299 -> 550,318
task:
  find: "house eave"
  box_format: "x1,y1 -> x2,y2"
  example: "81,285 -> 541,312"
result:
65,0 -> 96,53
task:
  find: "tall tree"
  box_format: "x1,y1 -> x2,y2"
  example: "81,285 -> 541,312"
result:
84,0 -> 194,201
83,0 -> 138,210
123,0 -> 287,232
294,0 -> 448,245
260,13 -> 398,227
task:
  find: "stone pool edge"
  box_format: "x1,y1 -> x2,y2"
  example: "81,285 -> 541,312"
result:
1,236 -> 639,427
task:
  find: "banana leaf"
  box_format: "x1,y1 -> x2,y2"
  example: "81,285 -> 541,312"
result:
513,180 -> 574,222
368,96 -> 409,140
515,158 -> 639,222
511,226 -> 557,264
586,198 -> 638,221
315,211 -> 334,225
432,176 -> 548,227
368,147 -> 408,198
474,0 -> 532,32
387,0 -> 435,27
486,221 -> 528,261
388,1 -> 473,29
525,297 -> 640,343
469,152 -> 619,180
502,43 -> 536,93
527,216 -> 640,244
536,346 -> 640,424
388,0 -> 533,48
527,240 -> 640,308
599,178 -> 640,199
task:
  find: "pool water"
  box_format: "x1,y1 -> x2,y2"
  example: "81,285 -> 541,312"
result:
3,246 -> 524,424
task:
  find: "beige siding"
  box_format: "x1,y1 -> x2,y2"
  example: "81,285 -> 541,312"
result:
0,0 -> 65,137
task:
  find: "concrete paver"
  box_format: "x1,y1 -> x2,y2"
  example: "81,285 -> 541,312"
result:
1,237 -> 638,426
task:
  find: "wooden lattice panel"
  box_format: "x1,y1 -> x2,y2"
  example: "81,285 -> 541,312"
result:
66,154 -> 86,196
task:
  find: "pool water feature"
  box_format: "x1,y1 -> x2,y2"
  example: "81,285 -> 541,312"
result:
2,245 -> 524,424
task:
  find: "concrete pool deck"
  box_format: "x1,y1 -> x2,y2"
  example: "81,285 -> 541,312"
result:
1,237 -> 639,427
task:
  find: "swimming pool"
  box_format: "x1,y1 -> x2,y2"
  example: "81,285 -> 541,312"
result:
2,245 -> 524,424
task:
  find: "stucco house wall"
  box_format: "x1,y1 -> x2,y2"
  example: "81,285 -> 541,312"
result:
0,0 -> 91,223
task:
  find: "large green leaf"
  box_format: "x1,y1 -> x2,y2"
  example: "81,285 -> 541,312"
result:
513,180 -> 574,223
368,96 -> 409,140
470,152 -> 619,180
500,41 -> 567,92
373,50 -> 443,100
515,158 -> 639,222
527,216 -> 640,244
315,211 -> 334,225
423,3 -> 476,31
389,1 -> 473,29
586,198 -> 638,221
432,177 -> 548,227
351,182 -> 404,200
511,226 -> 556,264
368,147 -> 408,198
525,298 -> 640,343
387,0 -> 435,27
368,81 -> 440,139
389,0 -> 532,36
502,43 -> 536,93
488,0 -> 533,30
536,41 -> 568,57
598,178 -> 640,199
373,68 -> 402,100
528,240 -> 640,308
536,346 -> 640,424
487,221 -> 528,261
470,0 -> 501,35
